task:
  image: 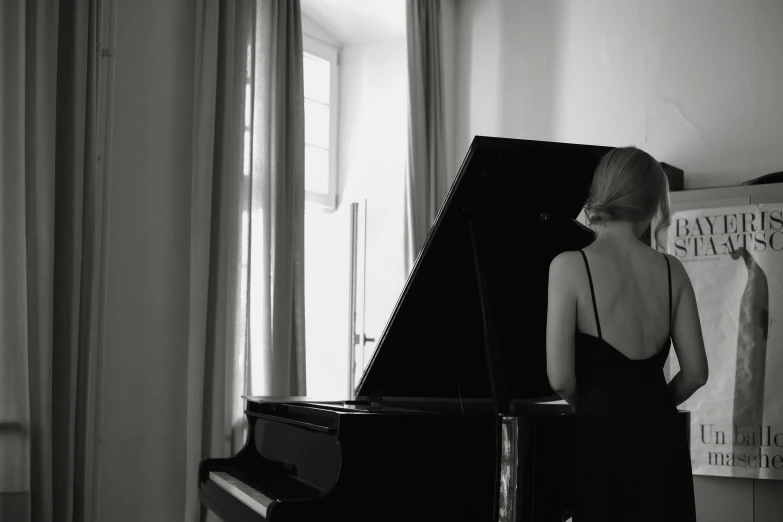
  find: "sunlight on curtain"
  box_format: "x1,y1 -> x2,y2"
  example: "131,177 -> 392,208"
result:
186,2 -> 305,519
186,3 -> 260,520
247,0 -> 306,398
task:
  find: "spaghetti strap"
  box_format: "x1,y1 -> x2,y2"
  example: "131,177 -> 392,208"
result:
664,253 -> 672,337
579,250 -> 602,339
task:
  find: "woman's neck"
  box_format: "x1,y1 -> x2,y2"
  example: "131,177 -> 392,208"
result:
593,220 -> 644,243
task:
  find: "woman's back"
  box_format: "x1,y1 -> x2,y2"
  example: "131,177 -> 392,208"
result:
576,241 -> 674,360
571,241 -> 696,521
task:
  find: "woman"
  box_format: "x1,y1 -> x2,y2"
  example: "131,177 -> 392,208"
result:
546,147 -> 709,521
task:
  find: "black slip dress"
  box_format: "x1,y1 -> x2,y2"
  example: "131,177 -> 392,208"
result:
572,249 -> 697,522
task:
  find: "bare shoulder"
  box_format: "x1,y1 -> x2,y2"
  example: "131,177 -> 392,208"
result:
662,251 -> 682,267
661,252 -> 696,303
549,250 -> 583,284
549,250 -> 582,272
662,252 -> 689,282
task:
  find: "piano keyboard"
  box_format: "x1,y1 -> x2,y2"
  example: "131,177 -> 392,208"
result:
210,471 -> 275,517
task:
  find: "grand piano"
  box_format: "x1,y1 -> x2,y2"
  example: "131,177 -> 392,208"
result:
198,136 -> 691,521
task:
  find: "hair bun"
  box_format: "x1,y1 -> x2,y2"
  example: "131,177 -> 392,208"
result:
587,202 -> 613,222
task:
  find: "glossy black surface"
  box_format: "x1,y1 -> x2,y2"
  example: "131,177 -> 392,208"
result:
200,400 -> 499,521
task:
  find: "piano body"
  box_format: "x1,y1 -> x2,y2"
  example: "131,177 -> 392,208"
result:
198,136 -> 691,521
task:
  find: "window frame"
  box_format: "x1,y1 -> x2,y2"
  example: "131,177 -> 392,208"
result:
303,34 -> 340,212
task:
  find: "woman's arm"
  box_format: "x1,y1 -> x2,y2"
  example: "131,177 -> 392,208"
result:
667,254 -> 709,406
546,252 -> 579,408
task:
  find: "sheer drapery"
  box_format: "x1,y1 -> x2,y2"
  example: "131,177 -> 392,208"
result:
0,0 -> 113,521
185,1 -> 306,520
404,0 -> 452,273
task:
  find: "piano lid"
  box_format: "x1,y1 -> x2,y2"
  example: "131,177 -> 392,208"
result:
355,136 -> 614,402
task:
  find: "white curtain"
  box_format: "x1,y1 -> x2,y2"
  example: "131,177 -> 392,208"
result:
0,0 -> 113,521
185,1 -> 306,520
404,0 -> 456,273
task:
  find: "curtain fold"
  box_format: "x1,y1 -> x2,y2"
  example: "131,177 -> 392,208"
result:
251,0 -> 307,398
0,0 -> 110,521
404,0 -> 450,273
185,1 -> 306,520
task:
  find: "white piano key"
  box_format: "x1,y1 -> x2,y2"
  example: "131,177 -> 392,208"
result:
210,471 -> 273,517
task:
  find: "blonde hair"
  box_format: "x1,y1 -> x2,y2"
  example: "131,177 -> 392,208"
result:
584,146 -> 671,249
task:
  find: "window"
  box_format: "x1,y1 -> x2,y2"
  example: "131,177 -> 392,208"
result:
303,35 -> 339,211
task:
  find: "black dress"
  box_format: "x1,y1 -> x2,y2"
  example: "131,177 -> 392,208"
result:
572,249 -> 696,522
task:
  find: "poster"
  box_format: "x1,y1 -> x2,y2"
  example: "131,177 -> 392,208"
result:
667,203 -> 783,480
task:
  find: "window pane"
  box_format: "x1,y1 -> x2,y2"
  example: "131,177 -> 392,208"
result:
305,99 -> 330,150
305,144 -> 330,194
303,53 -> 330,105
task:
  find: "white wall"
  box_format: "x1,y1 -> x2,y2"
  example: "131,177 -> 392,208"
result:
338,36 -> 408,365
96,0 -> 194,520
455,0 -> 563,167
456,2 -> 783,521
457,0 -> 783,189
302,13 -> 341,46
